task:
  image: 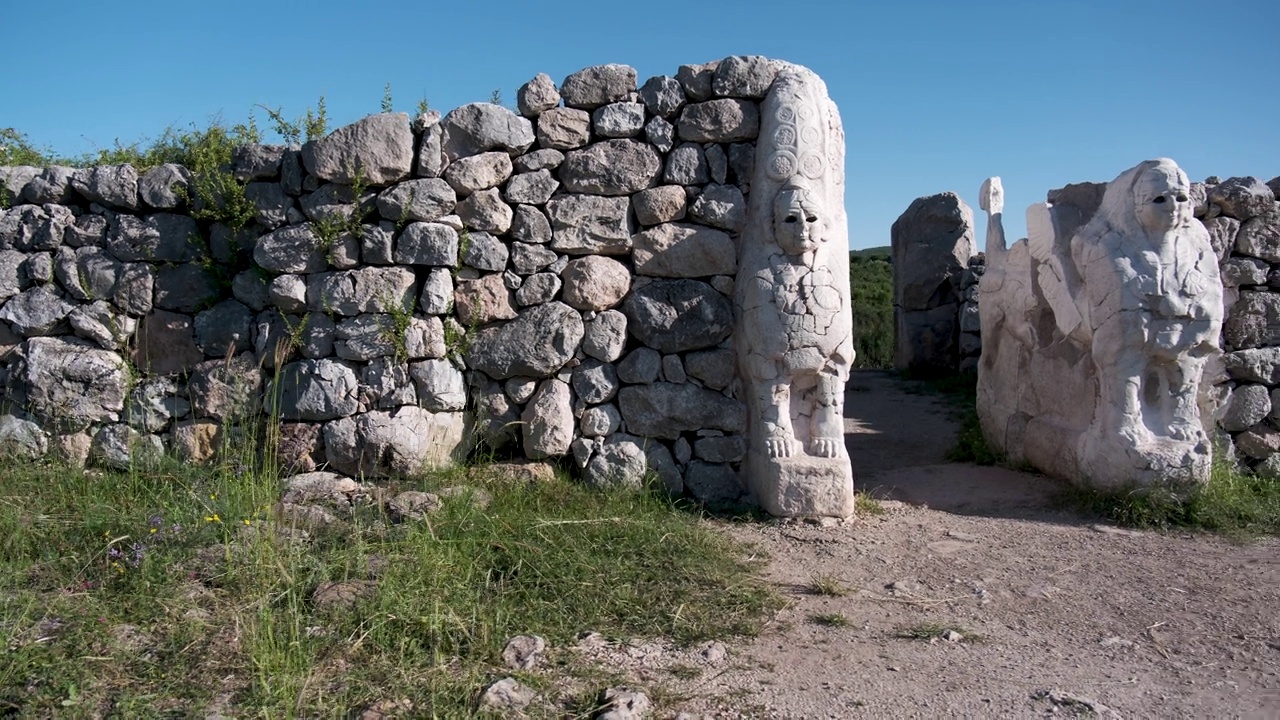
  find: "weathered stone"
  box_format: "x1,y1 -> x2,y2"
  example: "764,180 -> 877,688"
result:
255,224 -> 329,273
583,434 -> 651,489
546,195 -> 633,254
1236,211 -> 1280,263
467,302 -> 584,379
0,414 -> 48,459
713,55 -> 779,98
444,152 -> 513,196
535,107 -> 592,150
419,268 -> 453,314
113,263 -> 154,316
454,274 -> 517,326
404,316 -> 446,360
560,256 -> 631,311
71,165 -> 138,209
515,272 -> 560,306
440,103 -> 535,162
664,143 -> 709,185
517,73 -> 560,117
695,436 -> 746,463
359,357 -> 415,409
409,358 -> 466,412
194,300 -> 254,356
188,355 -> 262,420
69,301 -> 136,350
17,337 -> 127,431
504,170 -> 559,205
678,99 -> 760,143
684,461 -> 744,507
324,406 -> 465,477
1224,291 -> 1280,349
231,144 -> 285,181
301,112 -> 413,185
153,264 -> 220,313
471,376 -> 520,449
273,358 -> 360,421
1203,216 -> 1240,261
560,140 -> 661,196
582,310 -> 627,362
617,347 -> 661,384
638,75 -> 686,118
457,188 -> 512,233
560,64 -> 637,109
269,274 -> 308,313
510,242 -> 558,275
633,222 -> 736,277
513,149 -> 564,173
689,184 -> 747,231
1222,257 -> 1269,287
661,354 -> 686,383
593,102 -> 646,138
306,267 -> 416,316
415,113 -> 445,179
618,383 -> 745,439
1208,177 -> 1274,221
580,403 -> 621,437
231,270 -> 271,312
479,678 -> 536,714
623,279 -> 733,352
133,310 -> 203,375
0,166 -> 39,206
728,143 -> 755,186
359,221 -> 395,265
91,424 -> 162,471
63,213 -> 109,248
632,186 -> 687,226
522,378 -> 573,459
1235,425 -> 1280,460
1221,384 -> 1271,432
0,286 -> 73,335
22,166 -> 77,205
375,178 -> 456,222
172,420 -> 223,463
1224,347 -> 1280,384
125,376 -> 189,433
299,182 -> 376,222
108,213 -> 204,263
676,61 -> 719,102
685,348 -> 735,390
331,314 -> 398,361
645,116 -> 676,153
396,222 -> 458,266
511,204 -> 552,245
461,230 -> 508,272
209,222 -> 258,265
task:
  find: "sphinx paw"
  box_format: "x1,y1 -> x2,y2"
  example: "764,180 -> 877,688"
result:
766,437 -> 795,458
809,437 -> 841,458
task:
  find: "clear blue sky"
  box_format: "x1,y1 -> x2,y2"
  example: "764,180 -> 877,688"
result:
4,0 -> 1277,249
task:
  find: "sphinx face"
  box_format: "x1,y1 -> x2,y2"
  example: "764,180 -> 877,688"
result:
774,186 -> 824,254
1134,165 -> 1192,235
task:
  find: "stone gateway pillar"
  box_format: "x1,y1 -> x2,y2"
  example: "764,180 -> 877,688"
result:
736,66 -> 855,517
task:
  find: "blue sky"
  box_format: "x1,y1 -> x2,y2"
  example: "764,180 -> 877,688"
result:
4,0 -> 1277,249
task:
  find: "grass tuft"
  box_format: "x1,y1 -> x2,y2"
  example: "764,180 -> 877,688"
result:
807,574 -> 849,597
809,613 -> 850,628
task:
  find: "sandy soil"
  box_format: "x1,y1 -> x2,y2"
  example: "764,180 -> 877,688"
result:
656,371 -> 1280,718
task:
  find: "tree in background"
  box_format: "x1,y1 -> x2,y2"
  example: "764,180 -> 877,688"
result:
849,248 -> 893,368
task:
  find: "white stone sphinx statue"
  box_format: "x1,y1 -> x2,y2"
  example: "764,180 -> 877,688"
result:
977,159 -> 1223,489
737,65 -> 855,517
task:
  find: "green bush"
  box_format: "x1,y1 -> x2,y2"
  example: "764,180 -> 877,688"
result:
849,248 -> 894,369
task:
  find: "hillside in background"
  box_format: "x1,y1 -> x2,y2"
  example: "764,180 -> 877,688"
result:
849,246 -> 893,368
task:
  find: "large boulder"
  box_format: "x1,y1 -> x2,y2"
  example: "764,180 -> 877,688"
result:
546,195 -> 633,255
617,383 -> 745,439
560,256 -> 631,311
439,103 -> 536,162
306,267 -> 416,316
521,379 -> 573,459
560,64 -> 638,109
324,407 -> 465,477
622,279 -> 733,353
272,358 -> 360,421
301,112 -> 414,186
14,337 -> 127,431
631,223 -> 735,277
560,140 -> 661,196
467,302 -> 584,379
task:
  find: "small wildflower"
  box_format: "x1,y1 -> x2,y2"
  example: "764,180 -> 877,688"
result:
149,527 -> 158,534
170,523 -> 182,535
205,514 -> 221,523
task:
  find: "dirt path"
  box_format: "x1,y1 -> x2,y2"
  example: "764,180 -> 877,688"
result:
667,371 -> 1280,718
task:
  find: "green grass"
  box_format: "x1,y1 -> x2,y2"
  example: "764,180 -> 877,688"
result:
1056,455 -> 1280,537
895,622 -> 977,642
807,574 -> 849,597
808,613 -> 850,628
0,454 -> 780,717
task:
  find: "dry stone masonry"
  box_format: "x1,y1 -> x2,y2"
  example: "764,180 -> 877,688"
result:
0,56 -> 855,517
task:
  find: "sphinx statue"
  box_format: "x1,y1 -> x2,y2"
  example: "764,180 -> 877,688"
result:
737,65 -> 855,517
977,159 -> 1223,489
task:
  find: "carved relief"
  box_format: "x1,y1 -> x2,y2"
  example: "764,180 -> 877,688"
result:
737,66 -> 855,517
977,159 -> 1224,489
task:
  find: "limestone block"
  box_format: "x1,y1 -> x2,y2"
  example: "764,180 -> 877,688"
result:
69,301 -> 135,350
560,64 -> 637,109
1221,384 -> 1271,432
444,151 -> 514,196
70,165 -> 138,210
560,255 -> 631,311
580,403 -> 621,438
623,279 -> 733,353
301,112 -> 413,186
515,272 -> 560,306
582,433 -> 651,489
375,178 -> 456,222
632,186 -> 687,226
1202,216 -> 1240,262
688,183 -> 747,231
273,358 -> 360,421
193,299 -> 254,356
645,116 -> 676,153
517,73 -> 560,117
396,222 -> 458,266
592,102 -> 646,138
0,414 -> 49,459
333,315 -> 400,361
678,99 -> 760,143
676,61 -> 719,103
466,302 -> 584,379
231,270 -> 270,312
410,358 -> 467,412
685,348 -> 735,390
323,406 -> 465,477
638,75 -> 686,118
188,355 -> 262,420
1208,177 -> 1274,221
462,231 -> 509,272
108,213 -> 204,263
255,224 -> 328,273
547,195 -> 633,255
17,337 -> 127,431
514,149 -> 564,172
535,107 -> 592,150
504,170 -> 559,206
1224,347 -> 1280,384
511,205 -> 552,245
560,140 -> 662,196
305,267 -> 416,316
712,56 -> 780,99
572,359 -> 620,404
510,242 -> 558,275
1224,290 -> 1280,349
522,379 -> 573,459
617,347 -> 661,384
21,166 -> 77,205
454,274 -> 517,326
582,310 -> 627,362
632,222 -> 736,277
439,102 -> 536,162
0,286 -> 73,335
663,143 -> 709,185
1235,210 -> 1280,262
617,383 -> 744,439
457,188 -> 512,233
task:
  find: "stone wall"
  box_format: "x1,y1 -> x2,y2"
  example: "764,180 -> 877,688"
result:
0,56 -> 807,507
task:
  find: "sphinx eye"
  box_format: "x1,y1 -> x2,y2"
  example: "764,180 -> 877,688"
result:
1176,194 -> 1188,202
1153,196 -> 1166,204
785,215 -> 798,223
